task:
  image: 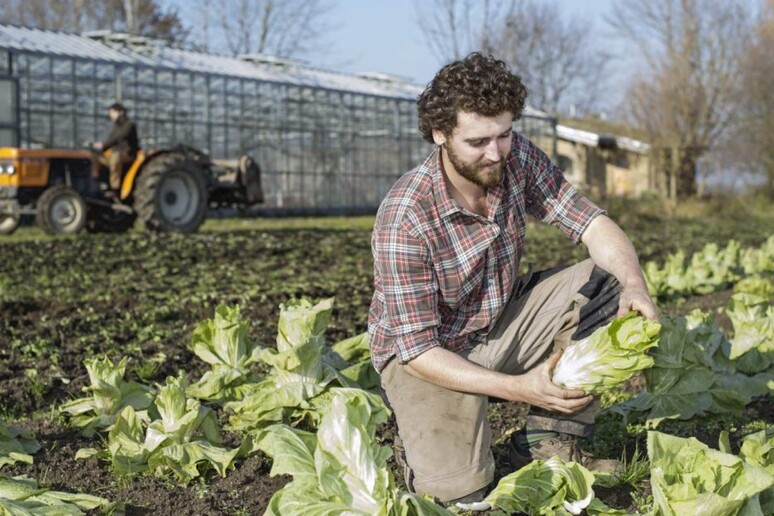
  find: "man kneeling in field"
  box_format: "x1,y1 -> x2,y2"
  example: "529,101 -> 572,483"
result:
367,52 -> 658,506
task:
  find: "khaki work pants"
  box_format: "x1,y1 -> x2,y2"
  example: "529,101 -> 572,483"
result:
380,259 -> 622,502
99,151 -> 134,190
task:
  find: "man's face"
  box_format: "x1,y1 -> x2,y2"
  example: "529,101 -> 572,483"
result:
433,111 -> 513,190
108,109 -> 121,122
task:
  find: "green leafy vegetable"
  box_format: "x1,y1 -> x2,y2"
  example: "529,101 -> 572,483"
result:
0,475 -> 113,515
255,388 -> 448,515
740,235 -> 774,276
186,305 -> 263,403
60,356 -> 154,437
738,429 -> 774,515
552,312 -> 660,394
644,240 -> 745,302
0,420 -> 39,468
483,456 -> 623,515
79,375 -> 247,483
648,431 -> 774,515
225,298 -> 382,432
607,313 -> 770,427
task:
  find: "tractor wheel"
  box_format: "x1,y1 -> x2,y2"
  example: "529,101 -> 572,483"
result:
134,154 -> 208,233
36,185 -> 87,235
86,206 -> 137,233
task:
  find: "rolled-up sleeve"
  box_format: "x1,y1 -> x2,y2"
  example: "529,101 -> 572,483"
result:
372,221 -> 440,366
523,140 -> 605,243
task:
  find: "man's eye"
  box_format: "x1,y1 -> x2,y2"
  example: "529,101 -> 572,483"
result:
471,140 -> 487,147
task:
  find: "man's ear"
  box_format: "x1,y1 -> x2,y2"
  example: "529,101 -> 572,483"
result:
432,129 -> 447,146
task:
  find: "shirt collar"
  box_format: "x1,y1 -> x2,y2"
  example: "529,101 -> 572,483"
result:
432,147 -> 460,219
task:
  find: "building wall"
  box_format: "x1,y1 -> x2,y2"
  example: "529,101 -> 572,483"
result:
555,139 -> 650,197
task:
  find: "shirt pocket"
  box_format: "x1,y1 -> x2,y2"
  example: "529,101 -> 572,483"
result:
434,247 -> 487,310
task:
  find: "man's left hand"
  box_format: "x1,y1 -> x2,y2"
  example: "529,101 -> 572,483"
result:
618,280 -> 658,321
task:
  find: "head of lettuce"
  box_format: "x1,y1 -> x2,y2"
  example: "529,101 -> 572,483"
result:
551,312 -> 661,395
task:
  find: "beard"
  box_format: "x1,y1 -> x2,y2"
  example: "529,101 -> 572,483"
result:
444,143 -> 505,190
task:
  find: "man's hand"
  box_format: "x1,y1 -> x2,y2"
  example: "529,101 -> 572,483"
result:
581,214 -> 659,322
404,346 -> 590,413
618,278 -> 658,321
93,141 -> 103,151
506,350 -> 592,414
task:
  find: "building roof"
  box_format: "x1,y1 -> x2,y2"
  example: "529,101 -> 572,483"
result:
556,123 -> 650,154
0,24 -> 423,99
0,24 -> 136,64
0,23 -> 554,116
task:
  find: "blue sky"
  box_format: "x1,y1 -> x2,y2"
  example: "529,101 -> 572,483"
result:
170,0 -> 620,85
316,0 -> 619,85
166,0 -> 643,112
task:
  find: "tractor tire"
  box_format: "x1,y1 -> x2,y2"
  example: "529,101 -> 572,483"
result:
36,184 -> 87,235
86,206 -> 137,233
134,154 -> 208,233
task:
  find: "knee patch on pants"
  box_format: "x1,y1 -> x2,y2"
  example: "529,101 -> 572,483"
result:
572,265 -> 622,341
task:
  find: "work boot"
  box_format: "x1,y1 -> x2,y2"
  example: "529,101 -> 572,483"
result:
508,432 -> 622,475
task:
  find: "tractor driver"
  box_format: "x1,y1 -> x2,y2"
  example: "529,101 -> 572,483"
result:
93,102 -> 140,194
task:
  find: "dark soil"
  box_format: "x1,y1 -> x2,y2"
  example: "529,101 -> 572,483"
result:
1,220 -> 772,514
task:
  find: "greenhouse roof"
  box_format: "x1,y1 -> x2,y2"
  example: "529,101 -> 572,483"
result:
0,24 -> 425,99
0,24 -> 553,115
0,24 -> 136,64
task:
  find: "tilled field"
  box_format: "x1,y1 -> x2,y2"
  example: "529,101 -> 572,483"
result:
1,211 -> 772,514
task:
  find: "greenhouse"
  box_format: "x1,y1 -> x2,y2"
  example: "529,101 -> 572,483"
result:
0,24 -> 556,213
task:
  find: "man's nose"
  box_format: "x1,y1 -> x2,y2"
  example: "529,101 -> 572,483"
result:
484,140 -> 502,162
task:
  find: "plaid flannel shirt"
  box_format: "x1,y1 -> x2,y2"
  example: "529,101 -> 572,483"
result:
368,131 -> 604,373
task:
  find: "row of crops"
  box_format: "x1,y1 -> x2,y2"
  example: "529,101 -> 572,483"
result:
1,235 -> 773,514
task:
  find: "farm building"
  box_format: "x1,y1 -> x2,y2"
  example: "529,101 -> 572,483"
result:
555,122 -> 651,198
0,24 -> 556,214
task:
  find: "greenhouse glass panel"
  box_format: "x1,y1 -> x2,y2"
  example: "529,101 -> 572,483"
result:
96,63 -> 114,80
28,55 -> 50,76
191,75 -> 207,125
0,80 -> 16,125
52,113 -> 74,147
29,111 -> 51,147
0,49 -> 9,74
52,58 -> 71,77
0,128 -> 15,146
75,61 -> 94,78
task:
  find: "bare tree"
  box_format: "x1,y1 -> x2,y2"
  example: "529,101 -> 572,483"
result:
728,0 -> 774,198
415,0 -> 610,115
213,0 -> 335,58
492,1 -> 610,115
0,0 -> 188,44
607,0 -> 753,199
415,0 -> 511,62
0,0 -> 107,31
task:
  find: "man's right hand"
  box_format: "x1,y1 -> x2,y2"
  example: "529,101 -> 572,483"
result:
505,349 -> 592,414
403,346 -> 593,415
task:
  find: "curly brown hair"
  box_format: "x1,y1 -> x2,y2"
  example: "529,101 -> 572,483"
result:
417,52 -> 528,143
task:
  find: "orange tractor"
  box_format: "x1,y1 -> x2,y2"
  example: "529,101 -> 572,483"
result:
0,145 -> 264,235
